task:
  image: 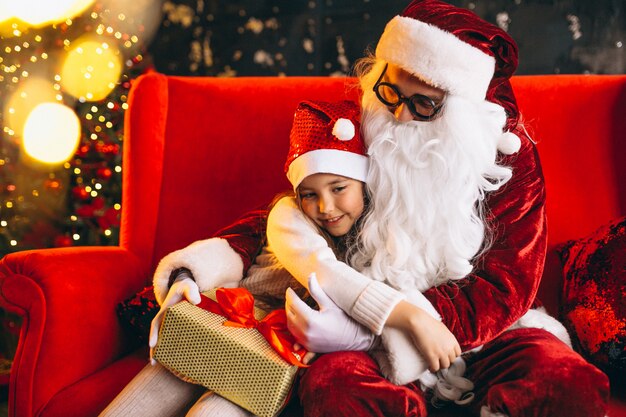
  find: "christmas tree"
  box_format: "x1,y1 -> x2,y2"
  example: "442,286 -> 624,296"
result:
0,0 -> 161,384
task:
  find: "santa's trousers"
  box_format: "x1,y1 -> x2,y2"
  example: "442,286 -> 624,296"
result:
298,328 -> 609,417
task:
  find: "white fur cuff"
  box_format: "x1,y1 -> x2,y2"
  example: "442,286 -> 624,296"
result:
405,289 -> 441,322
372,326 -> 430,385
508,307 -> 572,348
372,289 -> 441,385
153,238 -> 244,305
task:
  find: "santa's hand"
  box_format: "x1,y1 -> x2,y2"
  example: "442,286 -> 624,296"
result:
149,277 -> 201,365
285,273 -> 375,353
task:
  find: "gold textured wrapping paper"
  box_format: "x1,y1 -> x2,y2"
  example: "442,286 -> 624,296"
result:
153,290 -> 299,417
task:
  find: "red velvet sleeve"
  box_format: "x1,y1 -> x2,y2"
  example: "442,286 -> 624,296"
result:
212,209 -> 269,275
423,133 -> 548,350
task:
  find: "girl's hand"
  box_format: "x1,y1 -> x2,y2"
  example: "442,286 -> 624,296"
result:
293,343 -> 317,365
148,277 -> 201,365
285,273 -> 375,353
385,300 -> 461,372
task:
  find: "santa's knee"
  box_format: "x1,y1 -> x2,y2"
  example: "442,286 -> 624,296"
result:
298,351 -> 427,417
298,351 -> 371,415
483,329 -> 610,417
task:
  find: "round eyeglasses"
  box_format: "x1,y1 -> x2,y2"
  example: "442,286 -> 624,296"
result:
373,63 -> 444,121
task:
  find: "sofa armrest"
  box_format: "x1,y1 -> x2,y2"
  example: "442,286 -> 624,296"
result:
0,246 -> 147,417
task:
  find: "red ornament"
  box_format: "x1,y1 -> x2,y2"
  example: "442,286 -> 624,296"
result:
95,142 -> 120,155
97,207 -> 121,230
96,167 -> 113,180
74,197 -> 119,231
75,144 -> 91,157
72,186 -> 90,200
44,179 -> 62,191
54,235 -> 73,248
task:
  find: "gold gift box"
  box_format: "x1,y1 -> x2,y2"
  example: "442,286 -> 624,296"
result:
153,290 -> 298,417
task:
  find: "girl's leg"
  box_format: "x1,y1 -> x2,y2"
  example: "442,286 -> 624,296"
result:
464,328 -> 609,417
298,351 -> 428,417
186,392 -> 253,417
99,363 -> 205,417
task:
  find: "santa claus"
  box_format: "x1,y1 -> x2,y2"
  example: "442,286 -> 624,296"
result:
150,1 -> 610,416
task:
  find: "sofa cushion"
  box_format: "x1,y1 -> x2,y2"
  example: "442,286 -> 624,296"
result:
559,215 -> 626,383
117,286 -> 159,345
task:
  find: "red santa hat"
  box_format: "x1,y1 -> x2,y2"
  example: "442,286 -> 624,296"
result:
285,100 -> 368,190
375,0 -> 522,154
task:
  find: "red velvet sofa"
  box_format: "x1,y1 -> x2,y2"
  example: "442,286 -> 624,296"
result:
1,73 -> 625,417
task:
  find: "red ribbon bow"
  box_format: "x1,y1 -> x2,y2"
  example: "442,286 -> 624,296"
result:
197,287 -> 308,367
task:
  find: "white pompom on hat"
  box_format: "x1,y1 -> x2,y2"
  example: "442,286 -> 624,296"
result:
497,131 -> 522,155
332,118 -> 356,141
285,100 -> 368,190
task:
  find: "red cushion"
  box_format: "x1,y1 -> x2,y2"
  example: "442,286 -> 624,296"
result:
559,216 -> 626,383
117,286 -> 159,345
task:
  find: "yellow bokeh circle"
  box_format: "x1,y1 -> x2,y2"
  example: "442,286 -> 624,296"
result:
23,103 -> 81,164
0,0 -> 94,36
60,37 -> 123,101
5,77 -> 58,137
0,0 -> 95,27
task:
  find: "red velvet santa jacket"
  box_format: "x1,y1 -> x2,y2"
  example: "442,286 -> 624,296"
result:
152,133 -> 571,384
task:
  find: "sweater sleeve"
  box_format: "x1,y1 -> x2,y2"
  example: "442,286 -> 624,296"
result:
266,196 -> 405,335
422,135 -> 548,350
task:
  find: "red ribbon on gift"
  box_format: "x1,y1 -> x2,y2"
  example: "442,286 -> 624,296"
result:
196,287 -> 308,368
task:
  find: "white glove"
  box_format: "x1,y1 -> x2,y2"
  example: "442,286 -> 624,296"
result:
149,277 -> 201,364
285,273 -> 375,353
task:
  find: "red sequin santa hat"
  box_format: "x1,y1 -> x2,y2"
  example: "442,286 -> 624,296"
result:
285,100 -> 368,190
375,0 -> 522,154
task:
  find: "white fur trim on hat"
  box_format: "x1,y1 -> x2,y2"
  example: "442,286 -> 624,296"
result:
286,148 -> 369,190
376,15 -> 495,101
153,238 -> 244,305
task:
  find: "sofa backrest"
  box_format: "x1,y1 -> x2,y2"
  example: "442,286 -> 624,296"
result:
122,73 -> 361,271
511,75 -> 626,311
123,73 -> 626,310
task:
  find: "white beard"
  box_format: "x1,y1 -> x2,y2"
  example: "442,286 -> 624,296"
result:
350,94 -> 513,291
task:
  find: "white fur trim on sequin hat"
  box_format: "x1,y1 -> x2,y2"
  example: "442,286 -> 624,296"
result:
287,149 -> 369,191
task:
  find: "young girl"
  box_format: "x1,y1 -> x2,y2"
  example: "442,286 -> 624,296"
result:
245,100 -> 467,392
230,100 -> 467,403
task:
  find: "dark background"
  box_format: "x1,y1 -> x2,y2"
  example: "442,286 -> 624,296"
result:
147,0 -> 626,77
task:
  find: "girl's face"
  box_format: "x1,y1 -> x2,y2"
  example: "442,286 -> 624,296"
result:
298,173 -> 365,237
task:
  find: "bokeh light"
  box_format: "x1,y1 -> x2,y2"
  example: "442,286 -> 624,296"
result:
0,0 -> 95,27
99,0 -> 162,50
60,36 -> 123,101
5,77 -> 58,139
0,1 -> 12,22
22,102 -> 81,164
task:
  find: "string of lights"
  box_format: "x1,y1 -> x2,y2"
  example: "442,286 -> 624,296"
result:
0,0 -> 159,255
